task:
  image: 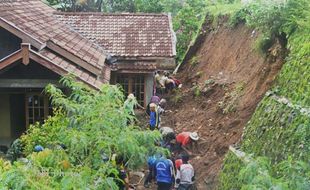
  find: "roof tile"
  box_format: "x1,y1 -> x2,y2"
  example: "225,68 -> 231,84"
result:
40,49 -> 104,89
0,0 -> 107,70
54,12 -> 175,57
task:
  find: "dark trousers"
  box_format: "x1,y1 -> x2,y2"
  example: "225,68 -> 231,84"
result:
157,182 -> 172,190
178,184 -> 194,190
155,87 -> 164,96
144,167 -> 154,185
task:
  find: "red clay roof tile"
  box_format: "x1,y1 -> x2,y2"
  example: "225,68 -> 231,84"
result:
40,49 -> 104,89
54,12 -> 176,57
0,0 -> 107,73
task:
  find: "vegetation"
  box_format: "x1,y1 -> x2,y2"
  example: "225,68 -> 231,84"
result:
218,83 -> 245,114
220,152 -> 310,190
172,0 -> 208,62
215,0 -> 310,189
0,76 -> 164,189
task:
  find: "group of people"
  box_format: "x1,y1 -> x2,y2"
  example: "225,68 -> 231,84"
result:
155,71 -> 182,95
144,94 -> 200,190
144,153 -> 195,190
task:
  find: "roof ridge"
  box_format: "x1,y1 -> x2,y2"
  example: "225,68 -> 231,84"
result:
53,11 -> 169,17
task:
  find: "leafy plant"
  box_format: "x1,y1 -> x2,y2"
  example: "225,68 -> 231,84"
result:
171,88 -> 183,104
1,76 -> 164,189
218,83 -> 245,114
189,56 -> 199,67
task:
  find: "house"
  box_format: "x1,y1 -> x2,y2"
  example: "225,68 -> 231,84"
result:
54,12 -> 176,106
0,0 -> 176,145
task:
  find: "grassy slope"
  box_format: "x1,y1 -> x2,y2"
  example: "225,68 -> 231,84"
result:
214,1 -> 310,189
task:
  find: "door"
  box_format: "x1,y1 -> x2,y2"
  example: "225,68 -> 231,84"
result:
10,94 -> 26,139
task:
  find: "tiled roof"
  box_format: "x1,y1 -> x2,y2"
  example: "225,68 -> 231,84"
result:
39,49 -> 106,88
111,62 -> 157,71
54,12 -> 176,57
0,0 -> 109,88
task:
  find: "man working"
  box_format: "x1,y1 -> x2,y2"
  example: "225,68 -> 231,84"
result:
144,154 -> 160,188
155,71 -> 168,96
175,154 -> 195,190
159,127 -> 176,150
146,96 -> 161,116
175,132 -> 200,155
149,103 -> 161,130
155,156 -> 175,190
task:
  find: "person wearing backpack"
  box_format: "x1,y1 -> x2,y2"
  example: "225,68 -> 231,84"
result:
155,156 -> 175,190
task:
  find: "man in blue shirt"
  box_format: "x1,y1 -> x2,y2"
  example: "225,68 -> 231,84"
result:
155,156 -> 175,190
144,154 -> 160,188
149,103 -> 161,130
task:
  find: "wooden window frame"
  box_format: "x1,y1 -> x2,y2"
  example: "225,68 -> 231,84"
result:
25,93 -> 51,128
116,74 -> 146,107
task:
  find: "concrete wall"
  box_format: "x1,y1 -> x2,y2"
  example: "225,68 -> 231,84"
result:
145,73 -> 154,105
0,94 -> 11,138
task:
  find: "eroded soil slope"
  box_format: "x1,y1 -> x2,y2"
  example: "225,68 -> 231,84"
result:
162,22 -> 285,189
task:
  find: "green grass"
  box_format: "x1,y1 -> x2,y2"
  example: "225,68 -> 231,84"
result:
206,2 -> 242,16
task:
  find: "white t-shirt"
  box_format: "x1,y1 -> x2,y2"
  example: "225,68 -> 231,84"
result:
176,163 -> 195,184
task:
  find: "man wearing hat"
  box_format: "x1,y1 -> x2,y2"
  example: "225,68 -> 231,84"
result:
175,132 -> 200,155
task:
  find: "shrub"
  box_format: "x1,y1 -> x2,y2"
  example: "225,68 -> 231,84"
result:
1,76 -> 164,189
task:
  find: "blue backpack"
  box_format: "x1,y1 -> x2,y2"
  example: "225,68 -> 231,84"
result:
156,158 -> 172,183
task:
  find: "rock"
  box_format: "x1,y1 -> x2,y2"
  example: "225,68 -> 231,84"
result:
204,161 -> 210,166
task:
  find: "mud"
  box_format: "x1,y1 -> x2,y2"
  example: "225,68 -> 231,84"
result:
135,20 -> 285,190
162,22 -> 285,189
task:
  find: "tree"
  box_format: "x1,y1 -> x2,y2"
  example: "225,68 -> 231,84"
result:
0,76 -> 165,189
45,0 -> 104,12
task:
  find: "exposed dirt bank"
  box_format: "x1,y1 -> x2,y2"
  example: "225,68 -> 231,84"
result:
161,21 -> 285,189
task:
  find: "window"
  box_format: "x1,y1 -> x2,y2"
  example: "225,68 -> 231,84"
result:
26,94 -> 52,127
116,74 -> 145,106
132,75 -> 145,106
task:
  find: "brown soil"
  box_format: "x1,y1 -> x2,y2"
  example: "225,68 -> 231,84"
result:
134,20 -> 285,190
161,22 -> 285,189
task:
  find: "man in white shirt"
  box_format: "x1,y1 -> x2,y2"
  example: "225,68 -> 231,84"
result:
175,154 -> 195,190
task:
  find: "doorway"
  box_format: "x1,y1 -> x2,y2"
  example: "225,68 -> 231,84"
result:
10,94 -> 26,139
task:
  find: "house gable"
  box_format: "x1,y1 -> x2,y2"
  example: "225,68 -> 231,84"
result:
0,27 -> 22,60
0,0 -> 110,88
0,61 -> 60,80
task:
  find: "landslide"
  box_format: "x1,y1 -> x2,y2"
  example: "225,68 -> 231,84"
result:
162,18 -> 286,189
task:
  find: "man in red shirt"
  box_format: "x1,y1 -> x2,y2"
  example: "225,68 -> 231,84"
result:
175,132 -> 199,155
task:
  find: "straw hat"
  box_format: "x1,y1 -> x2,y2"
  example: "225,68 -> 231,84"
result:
150,103 -> 157,108
189,132 -> 199,141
